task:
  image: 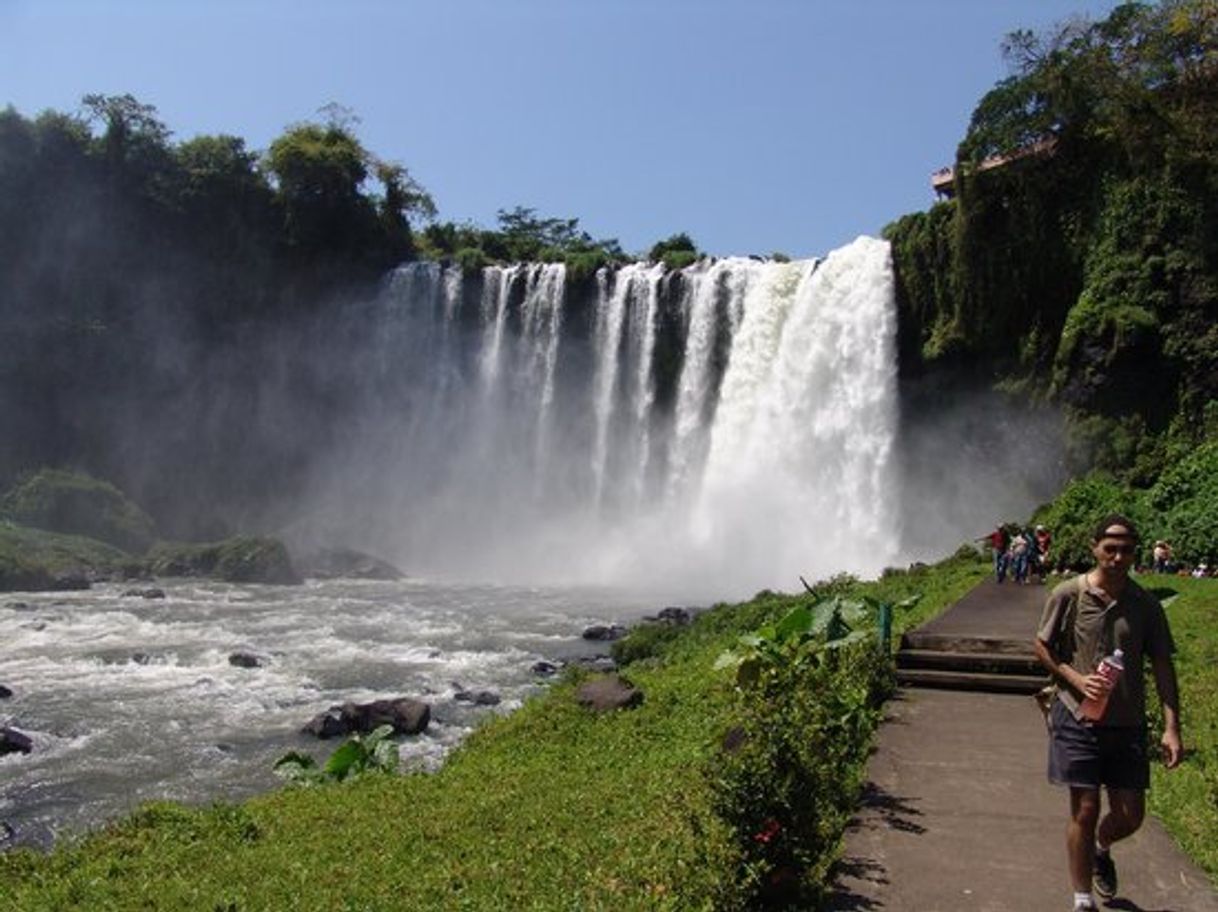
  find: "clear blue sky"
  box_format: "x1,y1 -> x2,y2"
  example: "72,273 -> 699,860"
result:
1,0 -> 1120,258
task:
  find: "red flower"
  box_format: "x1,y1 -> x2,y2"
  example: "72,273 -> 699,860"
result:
753,818 -> 782,844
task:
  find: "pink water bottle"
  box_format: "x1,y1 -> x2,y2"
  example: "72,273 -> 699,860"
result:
1080,649 -> 1125,722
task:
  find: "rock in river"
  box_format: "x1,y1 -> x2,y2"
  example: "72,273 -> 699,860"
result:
303,697 -> 430,739
1,727 -> 33,755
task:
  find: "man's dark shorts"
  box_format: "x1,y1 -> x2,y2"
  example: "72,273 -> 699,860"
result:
1048,699 -> 1150,790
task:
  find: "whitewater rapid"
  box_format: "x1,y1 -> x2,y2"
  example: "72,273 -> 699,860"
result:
0,579 -> 658,846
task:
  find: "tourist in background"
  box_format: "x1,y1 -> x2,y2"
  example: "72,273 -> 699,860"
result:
1036,524 -> 1053,579
981,525 -> 1010,583
1152,540 -> 1173,574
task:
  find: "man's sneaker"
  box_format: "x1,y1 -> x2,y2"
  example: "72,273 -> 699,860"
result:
1094,849 -> 1118,899
1073,903 -> 1097,912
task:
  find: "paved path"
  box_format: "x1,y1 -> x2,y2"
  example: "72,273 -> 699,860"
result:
825,580 -> 1218,912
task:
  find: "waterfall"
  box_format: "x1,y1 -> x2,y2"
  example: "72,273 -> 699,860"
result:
309,236 -> 900,598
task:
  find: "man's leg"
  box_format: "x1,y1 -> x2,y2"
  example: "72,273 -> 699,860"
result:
1098,787 -> 1145,846
1089,788 -> 1143,899
1068,787 -> 1102,892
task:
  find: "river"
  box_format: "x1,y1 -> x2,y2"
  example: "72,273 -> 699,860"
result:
0,577 -> 665,848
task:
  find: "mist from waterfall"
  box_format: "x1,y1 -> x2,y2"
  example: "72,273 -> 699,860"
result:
302,236 -> 900,599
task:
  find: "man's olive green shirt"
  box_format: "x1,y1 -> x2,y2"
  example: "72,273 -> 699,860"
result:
1037,575 -> 1175,726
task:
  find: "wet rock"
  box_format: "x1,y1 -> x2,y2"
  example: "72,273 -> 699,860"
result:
454,689 -> 501,706
0,821 -> 14,849
131,652 -> 154,665
575,675 -> 643,713
302,708 -> 348,738
582,623 -> 628,642
228,652 -> 268,669
0,727 -> 34,755
575,655 -> 618,674
0,684 -> 12,699
654,606 -> 693,626
303,697 -> 431,739
531,661 -> 560,677
20,622 -> 46,632
298,547 -> 405,581
6,602 -> 32,611
50,570 -> 91,591
123,587 -> 166,599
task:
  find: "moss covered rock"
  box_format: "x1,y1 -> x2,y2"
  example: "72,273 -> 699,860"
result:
146,536 -> 301,585
0,522 -> 130,592
0,469 -> 157,554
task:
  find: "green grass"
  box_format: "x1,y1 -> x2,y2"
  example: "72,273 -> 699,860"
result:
1144,575 -> 1218,879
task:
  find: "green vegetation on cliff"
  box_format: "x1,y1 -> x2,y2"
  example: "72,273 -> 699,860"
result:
886,0 -> 1218,455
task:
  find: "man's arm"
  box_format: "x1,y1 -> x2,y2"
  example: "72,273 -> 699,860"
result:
1151,652 -> 1183,769
1033,636 -> 1106,700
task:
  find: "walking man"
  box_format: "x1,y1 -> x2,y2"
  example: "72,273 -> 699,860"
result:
1033,514 -> 1183,912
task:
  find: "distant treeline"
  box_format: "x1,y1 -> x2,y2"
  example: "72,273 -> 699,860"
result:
0,95 -> 706,529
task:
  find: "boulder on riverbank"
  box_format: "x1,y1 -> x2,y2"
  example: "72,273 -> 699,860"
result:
0,521 -> 127,593
302,697 -> 431,739
582,623 -> 628,642
453,688 -> 501,706
576,675 -> 643,713
146,536 -> 301,585
296,547 -> 404,581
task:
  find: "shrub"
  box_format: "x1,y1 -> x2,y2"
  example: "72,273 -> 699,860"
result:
274,725 -> 399,786
0,468 -> 156,553
562,248 -> 610,284
1146,440 -> 1218,564
709,598 -> 898,907
662,249 -> 699,271
453,246 -> 487,275
610,621 -> 683,666
1031,474 -> 1150,569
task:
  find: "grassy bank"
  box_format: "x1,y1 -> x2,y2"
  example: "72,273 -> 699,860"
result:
1145,575 -> 1218,879
0,552 -> 989,910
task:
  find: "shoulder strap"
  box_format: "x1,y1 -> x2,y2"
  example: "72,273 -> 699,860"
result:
1056,574 -> 1089,660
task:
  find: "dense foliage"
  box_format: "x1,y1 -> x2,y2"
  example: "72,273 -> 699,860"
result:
886,0 -> 1218,453
1031,436 -> 1218,566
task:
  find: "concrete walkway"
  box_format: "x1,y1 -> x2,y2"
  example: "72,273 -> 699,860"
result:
825,579 -> 1218,912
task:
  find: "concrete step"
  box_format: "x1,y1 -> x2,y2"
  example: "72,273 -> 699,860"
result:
896,649 -> 1043,676
896,668 -> 1048,695
900,632 -> 1035,656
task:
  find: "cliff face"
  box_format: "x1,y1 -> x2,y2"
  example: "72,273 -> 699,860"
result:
884,2 -> 1218,479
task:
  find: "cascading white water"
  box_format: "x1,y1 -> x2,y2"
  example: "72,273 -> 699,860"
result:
307,235 -> 900,598
0,238 -> 904,842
